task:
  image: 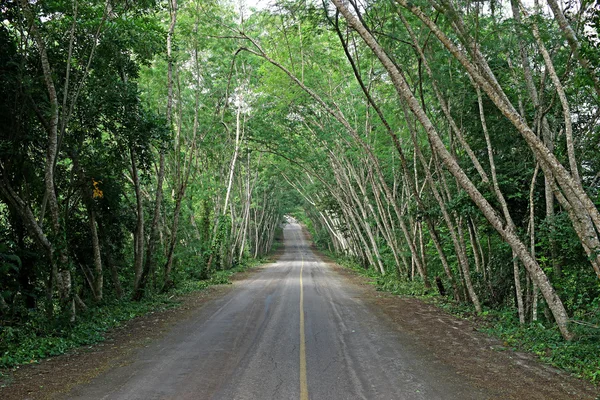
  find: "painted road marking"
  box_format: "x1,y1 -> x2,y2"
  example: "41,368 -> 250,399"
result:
299,232 -> 309,400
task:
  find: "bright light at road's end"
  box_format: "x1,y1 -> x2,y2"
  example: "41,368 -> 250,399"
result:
244,0 -> 269,11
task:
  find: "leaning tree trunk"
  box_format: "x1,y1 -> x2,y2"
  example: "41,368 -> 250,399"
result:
401,0 -> 600,278
545,0 -> 600,98
22,0 -> 73,315
241,33 -> 429,284
331,0 -> 573,339
510,0 -> 561,278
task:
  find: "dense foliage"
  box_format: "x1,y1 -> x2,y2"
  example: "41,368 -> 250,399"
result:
0,0 -> 288,364
1,0 -> 599,381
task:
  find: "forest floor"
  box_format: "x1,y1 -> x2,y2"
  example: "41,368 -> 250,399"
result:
1,230 -> 598,399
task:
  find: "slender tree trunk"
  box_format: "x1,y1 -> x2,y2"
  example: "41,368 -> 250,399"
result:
99,233 -> 122,300
528,163 -> 540,321
544,0 -> 600,98
529,14 -> 579,184
403,0 -> 600,278
131,147 -> 145,295
331,0 -> 573,339
456,215 -> 482,313
241,33 -> 428,284
510,0 -> 561,278
88,209 -> 103,302
134,0 -> 177,298
22,0 -> 73,314
163,186 -> 184,288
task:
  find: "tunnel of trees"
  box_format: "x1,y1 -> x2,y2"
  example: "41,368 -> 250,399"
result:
0,0 -> 599,375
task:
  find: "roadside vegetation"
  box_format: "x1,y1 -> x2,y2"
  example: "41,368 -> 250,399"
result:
1,0 -> 599,385
0,255 -> 268,371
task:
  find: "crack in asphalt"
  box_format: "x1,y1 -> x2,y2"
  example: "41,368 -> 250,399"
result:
321,356 -> 339,374
271,374 -> 284,399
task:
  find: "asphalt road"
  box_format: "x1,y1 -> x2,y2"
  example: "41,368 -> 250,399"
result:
64,222 -> 489,400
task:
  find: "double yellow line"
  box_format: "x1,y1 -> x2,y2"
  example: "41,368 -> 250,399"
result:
298,232 -> 309,400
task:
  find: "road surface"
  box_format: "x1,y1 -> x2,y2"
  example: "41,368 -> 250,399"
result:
63,223 -> 510,399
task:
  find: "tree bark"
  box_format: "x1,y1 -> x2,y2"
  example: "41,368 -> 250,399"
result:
134,0 -> 177,297
130,147 -> 145,297
545,0 -> 600,98
404,0 -> 600,275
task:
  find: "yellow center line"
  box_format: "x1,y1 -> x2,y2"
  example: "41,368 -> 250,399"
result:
299,232 -> 309,400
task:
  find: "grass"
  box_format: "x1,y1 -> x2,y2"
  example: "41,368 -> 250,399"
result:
330,252 -> 433,297
0,295 -> 177,369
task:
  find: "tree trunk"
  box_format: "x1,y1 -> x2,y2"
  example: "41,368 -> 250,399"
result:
545,0 -> 600,98
22,0 -> 72,313
134,0 -> 177,297
88,208 -> 103,302
404,0 -> 600,277
131,147 -> 145,297
331,0 -> 573,339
